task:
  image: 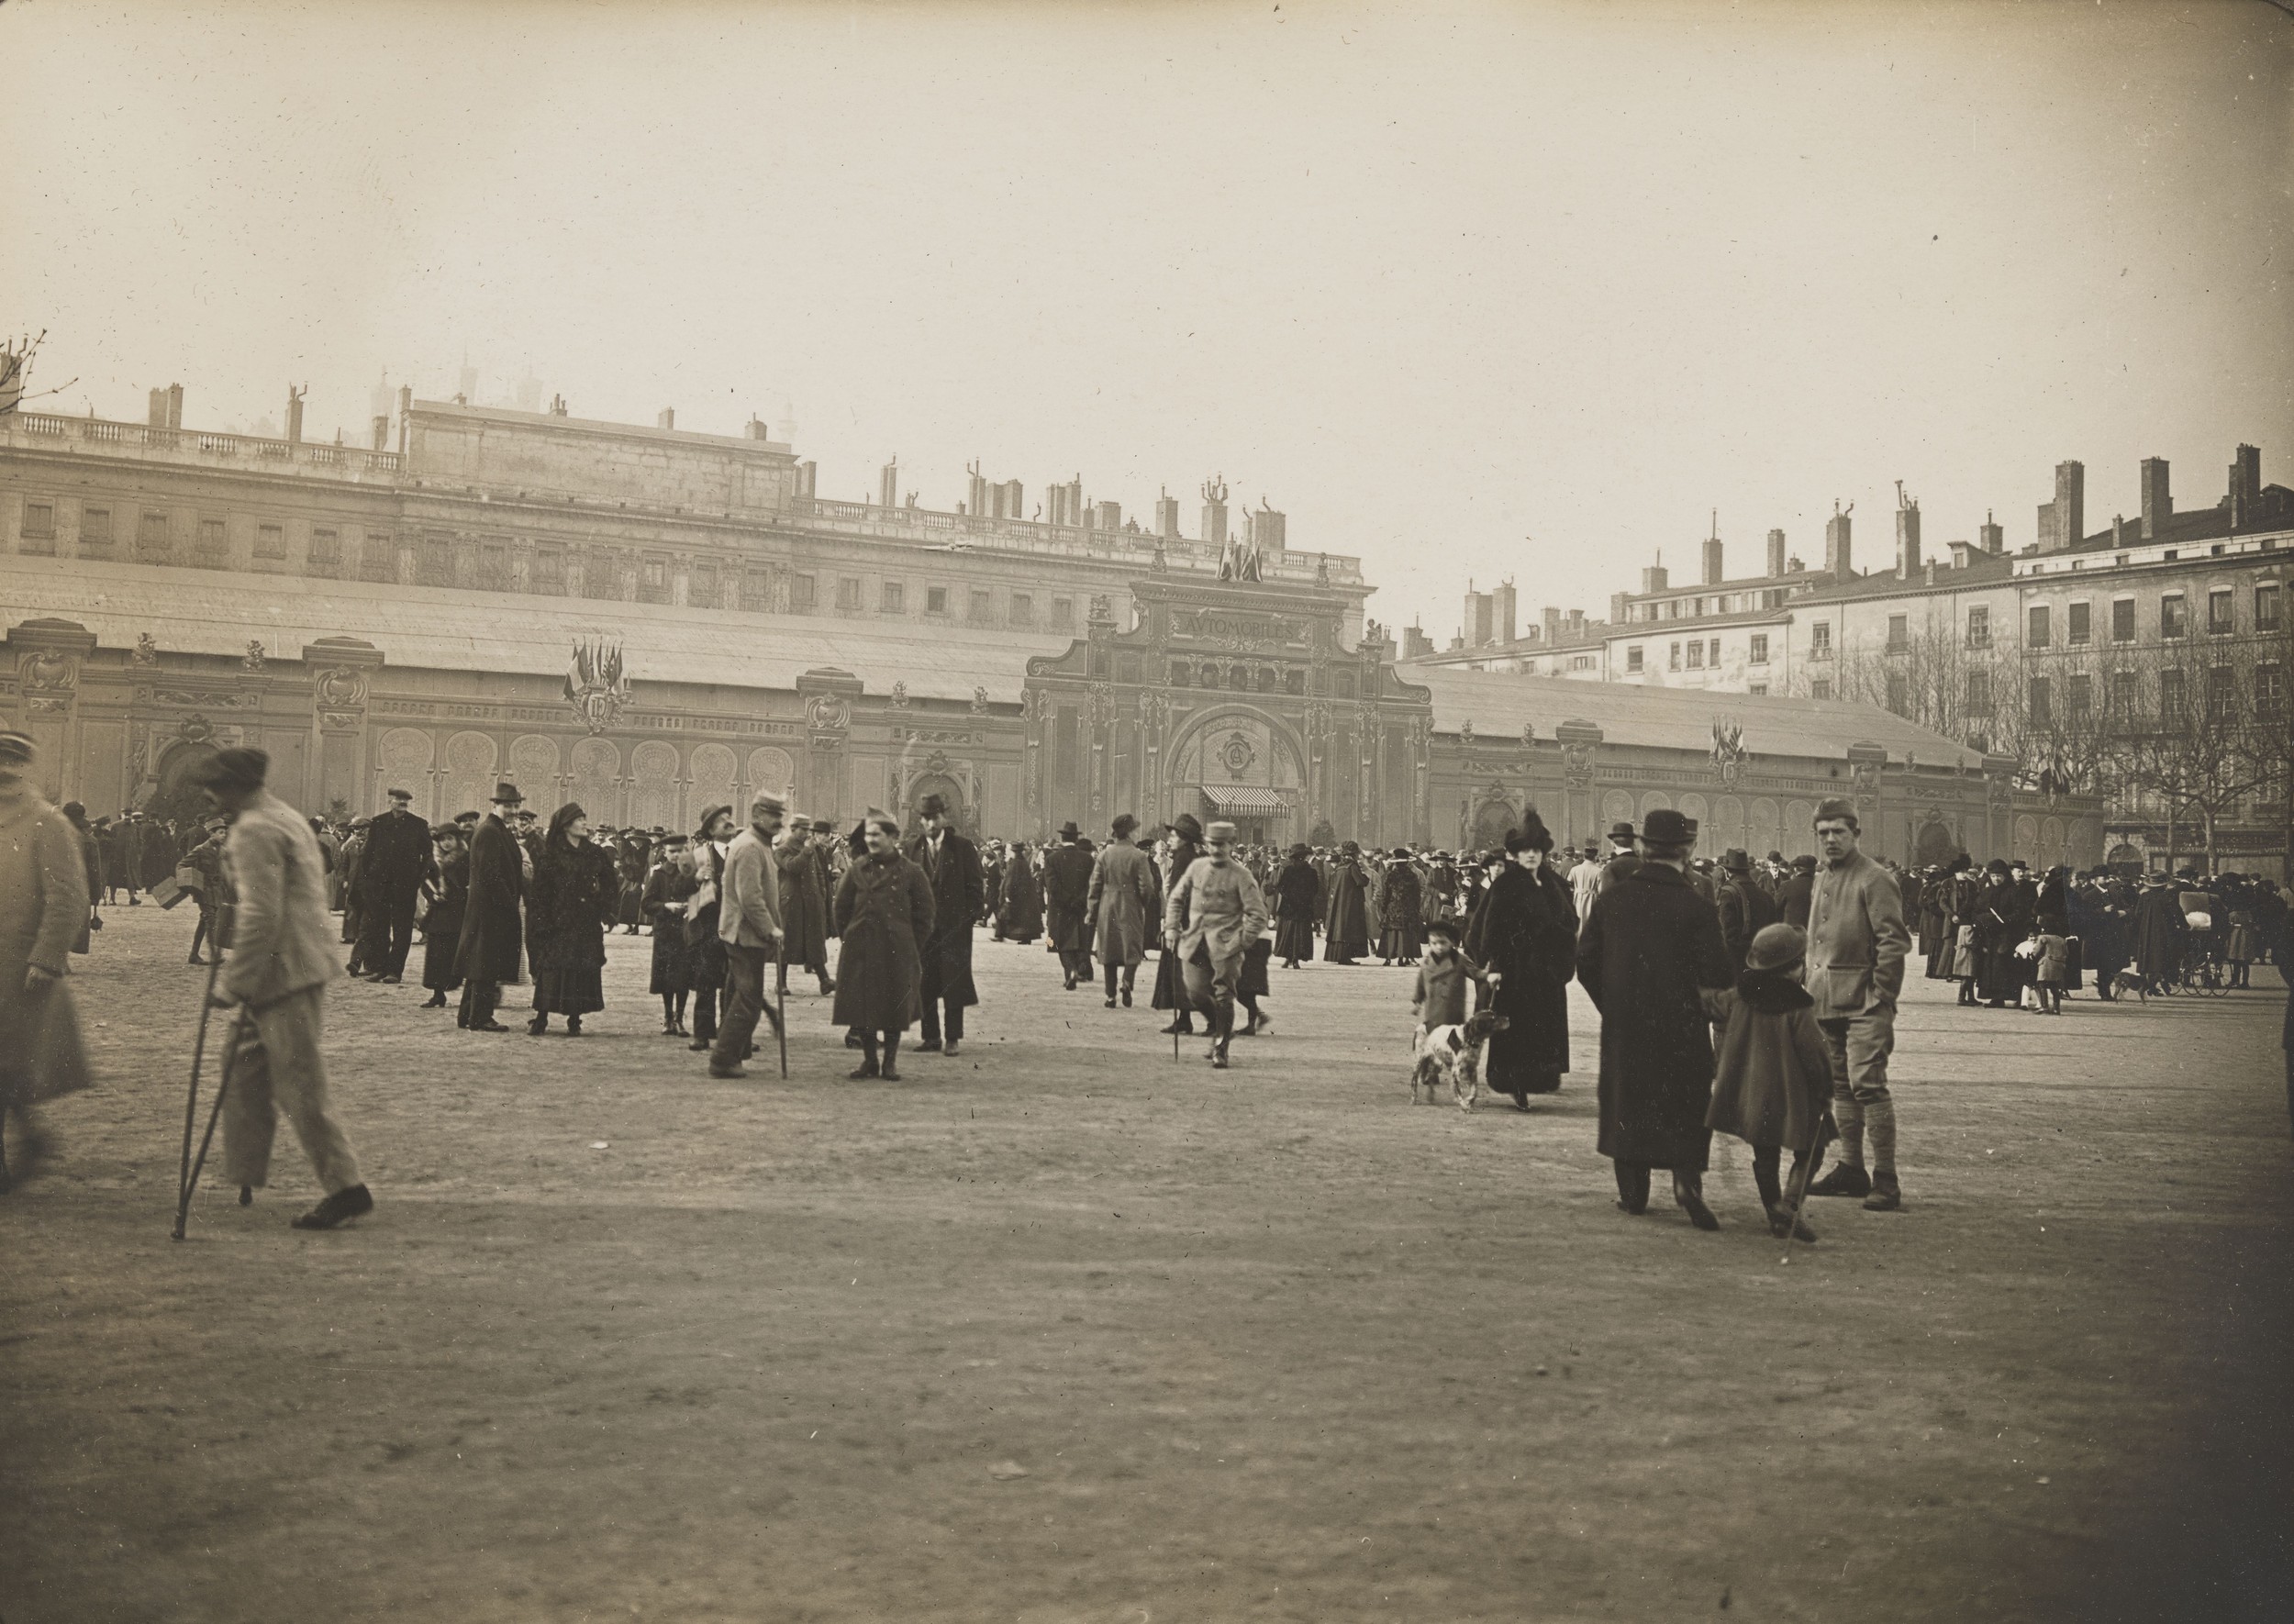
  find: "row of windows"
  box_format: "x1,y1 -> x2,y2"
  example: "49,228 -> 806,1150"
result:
12,498 -> 1076,628
1621,632 -> 1773,675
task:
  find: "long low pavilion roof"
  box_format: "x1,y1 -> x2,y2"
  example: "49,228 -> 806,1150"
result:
0,556 -> 1069,704
1407,662 -> 1984,771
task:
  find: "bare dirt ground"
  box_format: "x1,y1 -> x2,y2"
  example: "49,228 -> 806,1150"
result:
5,903 -> 2288,1623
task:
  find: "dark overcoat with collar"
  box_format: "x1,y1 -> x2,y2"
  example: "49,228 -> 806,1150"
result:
906,827 -> 983,1006
1576,862 -> 1733,1171
455,813 -> 527,984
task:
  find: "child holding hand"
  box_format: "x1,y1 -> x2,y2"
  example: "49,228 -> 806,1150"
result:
1706,922 -> 1835,1240
1410,918 -> 1497,1033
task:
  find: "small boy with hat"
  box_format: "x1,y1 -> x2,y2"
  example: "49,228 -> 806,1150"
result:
1706,922 -> 1834,1240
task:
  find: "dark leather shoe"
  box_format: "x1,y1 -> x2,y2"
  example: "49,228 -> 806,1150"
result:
848,1060 -> 879,1079
941,1040 -> 960,1057
291,1184 -> 373,1230
1807,1164 -> 1873,1199
1766,1203 -> 1818,1241
914,1039 -> 942,1053
708,1063 -> 747,1079
1862,1176 -> 1903,1212
473,1021 -> 511,1033
1676,1186 -> 1720,1230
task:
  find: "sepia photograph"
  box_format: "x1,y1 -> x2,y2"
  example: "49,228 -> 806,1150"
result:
2,1 -> 2289,1618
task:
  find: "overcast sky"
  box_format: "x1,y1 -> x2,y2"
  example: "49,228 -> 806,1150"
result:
6,0 -> 2288,640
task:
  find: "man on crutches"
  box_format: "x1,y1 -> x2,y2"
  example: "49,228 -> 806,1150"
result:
195,748 -> 373,1231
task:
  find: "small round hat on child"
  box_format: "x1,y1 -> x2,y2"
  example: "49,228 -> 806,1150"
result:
1745,922 -> 1807,973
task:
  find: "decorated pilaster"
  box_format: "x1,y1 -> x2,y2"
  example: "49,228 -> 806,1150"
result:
305,636 -> 383,817
1554,717 -> 1603,851
1982,751 -> 2019,862
10,618 -> 95,803
797,666 -> 861,824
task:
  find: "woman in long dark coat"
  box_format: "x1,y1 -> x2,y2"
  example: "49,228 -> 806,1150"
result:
685,806 -> 735,1052
642,839 -> 700,1035
1322,841 -> 1371,963
1971,860 -> 2031,1007
1464,816 -> 1578,1109
833,811 -> 935,1081
1153,818 -> 1205,1032
1377,852 -> 1423,965
1574,813 -> 1735,1223
1272,844 -> 1320,968
997,845 -> 1044,943
528,803 -> 615,1035
419,826 -> 469,1007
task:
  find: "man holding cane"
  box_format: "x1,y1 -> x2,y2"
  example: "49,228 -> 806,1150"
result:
197,748 -> 373,1231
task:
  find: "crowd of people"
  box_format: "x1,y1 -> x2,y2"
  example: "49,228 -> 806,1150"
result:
4,724 -> 2288,1241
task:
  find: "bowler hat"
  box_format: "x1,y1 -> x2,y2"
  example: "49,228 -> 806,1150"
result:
1639,807 -> 1694,845
1721,848 -> 1751,873
1058,821 -> 1082,841
1987,858 -> 2012,876
1746,922 -> 1807,973
1607,821 -> 1635,843
490,781 -> 524,806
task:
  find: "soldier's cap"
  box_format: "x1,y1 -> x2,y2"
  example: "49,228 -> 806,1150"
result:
1746,922 -> 1808,973
194,747 -> 270,793
0,729 -> 33,767
1205,820 -> 1239,842
1639,807 -> 1695,845
351,816 -> 373,829
1814,796 -> 1859,827
1792,853 -> 1818,870
751,791 -> 786,817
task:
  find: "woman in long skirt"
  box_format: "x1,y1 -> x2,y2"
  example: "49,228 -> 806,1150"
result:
1152,817 -> 1205,1032
528,803 -> 615,1036
642,837 -> 700,1035
1272,844 -> 1320,968
419,825 -> 469,1008
1377,851 -> 1422,966
1463,812 -> 1577,1108
997,845 -> 1043,943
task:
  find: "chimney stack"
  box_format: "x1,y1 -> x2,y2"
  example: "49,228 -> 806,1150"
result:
1463,585 -> 1493,647
2228,444 -> 2262,528
1198,477 -> 1228,547
1702,513 -> 1723,585
2038,460 -> 2084,551
997,479 -> 1023,520
2139,457 -> 2172,539
285,385 -> 305,443
966,463 -> 990,517
796,461 -> 818,499
1894,484 -> 1921,579
371,415 -> 389,451
1567,608 -> 1585,637
657,407 -> 675,431
1494,578 -> 1517,643
149,387 -> 169,428
1642,554 -> 1669,595
1155,489 -> 1181,539
1765,528 -> 1787,578
745,417 -> 771,440
397,384 -> 412,454
1979,509 -> 2003,554
1824,504 -> 1853,578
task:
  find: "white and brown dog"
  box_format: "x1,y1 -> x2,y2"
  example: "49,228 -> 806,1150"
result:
1411,1009 -> 1509,1110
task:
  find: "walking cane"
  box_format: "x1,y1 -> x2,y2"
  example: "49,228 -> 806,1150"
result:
171,955 -> 231,1240
173,979 -> 245,1240
776,973 -> 788,1079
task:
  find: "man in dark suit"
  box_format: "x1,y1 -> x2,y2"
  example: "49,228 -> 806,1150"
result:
356,787 -> 434,983
1041,822 -> 1096,991
905,795 -> 983,1056
454,783 -> 528,1031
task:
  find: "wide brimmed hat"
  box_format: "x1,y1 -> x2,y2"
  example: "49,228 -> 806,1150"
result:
1058,821 -> 1082,840
1987,858 -> 2013,876
1721,848 -> 1752,872
490,781 -> 524,806
1746,922 -> 1807,973
1640,807 -> 1695,845
1172,813 -> 1204,841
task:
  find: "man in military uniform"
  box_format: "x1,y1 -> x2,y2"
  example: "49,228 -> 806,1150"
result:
1163,820 -> 1269,1070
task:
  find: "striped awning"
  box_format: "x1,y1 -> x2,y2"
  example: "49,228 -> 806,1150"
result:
1200,785 -> 1289,814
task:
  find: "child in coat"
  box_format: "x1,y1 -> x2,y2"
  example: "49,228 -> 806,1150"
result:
1706,922 -> 1835,1240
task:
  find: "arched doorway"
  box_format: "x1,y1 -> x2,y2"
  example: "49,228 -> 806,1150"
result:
906,771 -> 966,836
1914,818 -> 1959,867
149,740 -> 220,827
1470,796 -> 1517,853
